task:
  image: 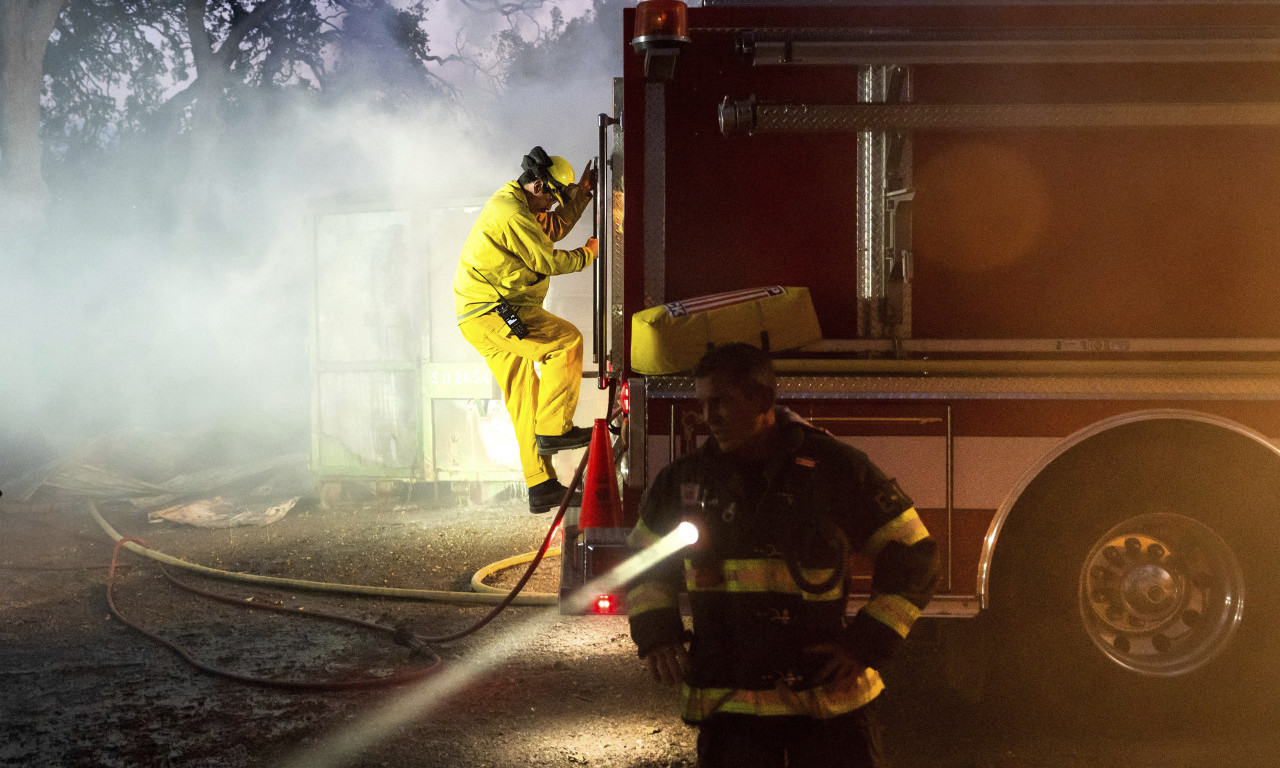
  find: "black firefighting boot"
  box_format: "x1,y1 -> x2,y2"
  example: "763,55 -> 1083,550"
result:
534,426 -> 593,455
528,479 -> 583,515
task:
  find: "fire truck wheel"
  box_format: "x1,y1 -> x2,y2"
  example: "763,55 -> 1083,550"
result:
982,417 -> 1280,731
1076,512 -> 1243,678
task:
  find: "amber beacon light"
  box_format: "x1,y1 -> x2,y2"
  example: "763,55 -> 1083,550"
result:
631,0 -> 690,80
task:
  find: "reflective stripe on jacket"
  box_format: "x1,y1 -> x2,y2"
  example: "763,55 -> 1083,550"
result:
453,180 -> 593,321
680,672 -> 885,721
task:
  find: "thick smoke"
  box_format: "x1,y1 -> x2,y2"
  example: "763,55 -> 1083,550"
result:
0,0 -> 624,482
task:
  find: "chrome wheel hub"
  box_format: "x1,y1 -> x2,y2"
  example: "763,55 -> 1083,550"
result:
1079,513 -> 1244,676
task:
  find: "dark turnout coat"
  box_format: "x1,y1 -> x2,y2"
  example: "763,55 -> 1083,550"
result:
627,409 -> 940,723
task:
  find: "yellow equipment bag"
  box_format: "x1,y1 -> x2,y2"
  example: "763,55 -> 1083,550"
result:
630,286 -> 823,375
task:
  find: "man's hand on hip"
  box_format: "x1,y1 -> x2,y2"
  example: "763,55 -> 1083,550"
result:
804,642 -> 867,691
643,641 -> 690,686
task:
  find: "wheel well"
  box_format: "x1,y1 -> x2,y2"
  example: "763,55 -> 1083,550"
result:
978,409 -> 1280,609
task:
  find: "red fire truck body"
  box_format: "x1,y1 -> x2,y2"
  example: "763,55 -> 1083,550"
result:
584,0 -> 1280,700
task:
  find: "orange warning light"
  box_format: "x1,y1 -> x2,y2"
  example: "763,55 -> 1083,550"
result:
631,0 -> 690,51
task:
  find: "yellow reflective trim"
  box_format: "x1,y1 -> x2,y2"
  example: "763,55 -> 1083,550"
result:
863,593 -> 921,638
864,508 -> 930,558
682,558 -> 843,602
625,581 -> 678,616
680,669 -> 885,721
627,519 -> 663,549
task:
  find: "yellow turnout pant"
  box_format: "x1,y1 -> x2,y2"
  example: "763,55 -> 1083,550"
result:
458,305 -> 584,487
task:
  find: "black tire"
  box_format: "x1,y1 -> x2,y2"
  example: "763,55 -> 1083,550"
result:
983,418 -> 1280,733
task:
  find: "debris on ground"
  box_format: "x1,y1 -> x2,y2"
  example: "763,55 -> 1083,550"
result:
148,496 -> 301,528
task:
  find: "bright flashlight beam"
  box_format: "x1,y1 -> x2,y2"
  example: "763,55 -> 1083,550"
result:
277,522 -> 699,768
560,520 -> 696,615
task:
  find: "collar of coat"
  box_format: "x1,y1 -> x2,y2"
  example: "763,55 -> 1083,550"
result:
698,406 -> 819,471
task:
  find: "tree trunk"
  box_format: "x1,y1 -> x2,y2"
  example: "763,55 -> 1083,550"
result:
0,0 -> 67,211
172,0 -> 286,244
184,0 -> 226,129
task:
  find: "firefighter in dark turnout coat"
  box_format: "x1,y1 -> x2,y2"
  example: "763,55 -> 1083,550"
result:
626,343 -> 940,768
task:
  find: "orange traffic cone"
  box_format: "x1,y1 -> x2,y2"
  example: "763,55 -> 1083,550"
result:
578,418 -> 623,529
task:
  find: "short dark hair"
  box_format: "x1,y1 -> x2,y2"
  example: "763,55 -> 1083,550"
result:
693,343 -> 776,400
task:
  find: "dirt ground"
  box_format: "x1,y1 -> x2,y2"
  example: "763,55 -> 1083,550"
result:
4,485 -> 1280,768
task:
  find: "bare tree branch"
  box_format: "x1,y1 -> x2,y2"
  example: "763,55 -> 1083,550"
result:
215,0 -> 289,67
455,0 -> 547,17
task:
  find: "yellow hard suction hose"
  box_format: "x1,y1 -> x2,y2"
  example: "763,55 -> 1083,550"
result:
88,503 -> 559,606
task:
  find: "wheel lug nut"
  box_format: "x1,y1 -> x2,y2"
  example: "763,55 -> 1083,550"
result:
1146,543 -> 1165,561
1125,537 -> 1143,556
1104,546 -> 1126,566
1113,635 -> 1131,653
1153,634 -> 1172,653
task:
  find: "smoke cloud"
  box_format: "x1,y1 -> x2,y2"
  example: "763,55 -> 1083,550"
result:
0,0 -> 625,479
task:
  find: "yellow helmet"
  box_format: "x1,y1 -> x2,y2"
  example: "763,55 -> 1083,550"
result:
546,155 -> 575,193
542,156 -> 574,207
521,147 -> 575,204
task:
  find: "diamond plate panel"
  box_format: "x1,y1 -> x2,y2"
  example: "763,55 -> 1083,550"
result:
742,102 -> 1280,133
644,373 -> 1280,401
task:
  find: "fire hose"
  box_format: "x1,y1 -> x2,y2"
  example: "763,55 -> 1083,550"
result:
88,448 -> 589,689
88,504 -> 561,606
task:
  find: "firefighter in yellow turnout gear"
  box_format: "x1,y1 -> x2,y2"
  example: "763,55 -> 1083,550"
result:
627,343 -> 940,768
455,147 -> 599,513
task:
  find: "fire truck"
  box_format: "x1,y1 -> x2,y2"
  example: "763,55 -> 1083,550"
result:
561,0 -> 1280,714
